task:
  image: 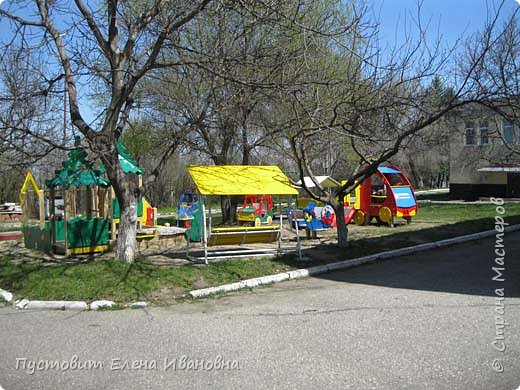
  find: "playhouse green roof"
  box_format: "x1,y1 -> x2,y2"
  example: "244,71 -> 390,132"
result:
117,147 -> 144,175
46,168 -> 110,188
46,142 -> 143,188
99,142 -> 144,175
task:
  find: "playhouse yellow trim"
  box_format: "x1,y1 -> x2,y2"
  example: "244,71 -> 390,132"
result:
69,245 -> 109,255
137,197 -> 153,225
19,170 -> 45,228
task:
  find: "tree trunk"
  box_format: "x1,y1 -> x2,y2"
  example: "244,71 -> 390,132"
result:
221,196 -> 239,224
332,199 -> 349,248
116,199 -> 138,263
103,151 -> 139,263
221,196 -> 231,224
408,158 -> 423,188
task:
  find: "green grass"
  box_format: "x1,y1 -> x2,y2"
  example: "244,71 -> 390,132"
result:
415,192 -> 450,201
417,202 -> 520,223
157,206 -> 177,214
157,213 -> 223,227
156,216 -> 177,226
0,255 -> 294,304
0,225 -> 21,233
1,201 -> 519,304
157,202 -> 222,215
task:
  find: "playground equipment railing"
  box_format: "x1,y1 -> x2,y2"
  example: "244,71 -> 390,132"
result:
186,203 -> 302,264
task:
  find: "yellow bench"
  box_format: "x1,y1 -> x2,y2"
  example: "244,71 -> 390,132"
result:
208,225 -> 281,246
186,223 -> 302,264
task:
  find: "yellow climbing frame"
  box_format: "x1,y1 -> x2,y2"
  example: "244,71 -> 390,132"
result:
19,171 -> 45,229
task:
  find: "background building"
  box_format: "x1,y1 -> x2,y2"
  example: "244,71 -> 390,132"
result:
449,105 -> 520,200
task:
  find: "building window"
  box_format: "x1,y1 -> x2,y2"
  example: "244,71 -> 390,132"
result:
479,120 -> 489,145
503,119 -> 514,144
465,122 -> 475,145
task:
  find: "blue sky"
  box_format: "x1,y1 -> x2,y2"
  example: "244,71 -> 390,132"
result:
371,0 -> 519,49
1,0 -> 519,126
1,0 -> 518,52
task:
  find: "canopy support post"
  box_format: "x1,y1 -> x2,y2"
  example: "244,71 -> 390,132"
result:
277,207 -> 282,252
50,188 -> 56,248
208,200 -> 212,232
63,188 -> 69,256
202,201 -> 208,265
295,207 -> 301,259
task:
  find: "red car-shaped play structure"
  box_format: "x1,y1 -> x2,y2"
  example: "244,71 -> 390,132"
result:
237,195 -> 274,226
346,165 -> 418,227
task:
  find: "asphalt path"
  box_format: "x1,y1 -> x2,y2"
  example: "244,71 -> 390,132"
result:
0,232 -> 519,390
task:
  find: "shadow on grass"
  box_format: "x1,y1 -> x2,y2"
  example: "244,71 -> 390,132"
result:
2,215 -> 519,301
0,258 -> 46,292
0,240 -> 107,293
274,216 -> 520,298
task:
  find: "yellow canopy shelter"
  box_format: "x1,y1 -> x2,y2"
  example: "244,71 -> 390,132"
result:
185,165 -> 301,264
188,165 -> 298,195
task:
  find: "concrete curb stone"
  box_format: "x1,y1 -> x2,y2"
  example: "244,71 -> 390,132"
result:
189,224 -> 520,299
0,288 -> 13,302
125,301 -> 148,308
89,300 -> 116,310
24,300 -> 88,311
8,297 -> 150,311
4,225 -> 519,307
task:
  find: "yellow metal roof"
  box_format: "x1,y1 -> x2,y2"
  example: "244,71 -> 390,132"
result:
188,165 -> 298,195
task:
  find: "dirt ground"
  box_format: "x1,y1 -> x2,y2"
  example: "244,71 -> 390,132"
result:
0,219 -> 445,266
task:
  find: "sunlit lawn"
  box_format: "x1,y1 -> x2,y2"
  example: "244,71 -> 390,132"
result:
1,201 -> 519,304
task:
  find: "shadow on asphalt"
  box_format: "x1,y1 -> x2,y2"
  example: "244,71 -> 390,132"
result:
307,230 -> 520,298
158,217 -> 520,298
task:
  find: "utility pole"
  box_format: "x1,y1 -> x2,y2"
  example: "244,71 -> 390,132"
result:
63,77 -> 67,143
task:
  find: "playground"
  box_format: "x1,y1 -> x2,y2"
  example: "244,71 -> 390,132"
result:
2,200 -> 520,305
3,149 -> 520,305
4,155 -> 511,265
17,143 -> 186,256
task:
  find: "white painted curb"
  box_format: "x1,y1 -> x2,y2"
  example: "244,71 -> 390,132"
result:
89,300 -> 116,310
6,296 -> 150,311
0,288 -> 13,302
189,224 -> 520,298
10,298 -> 150,311
23,300 -> 89,311
125,301 -> 148,308
14,299 -> 29,309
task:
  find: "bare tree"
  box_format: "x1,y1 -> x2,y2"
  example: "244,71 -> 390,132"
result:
394,77 -> 454,188
0,44 -> 67,167
140,0 -> 354,222
280,1 -> 510,247
0,0 -> 213,262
